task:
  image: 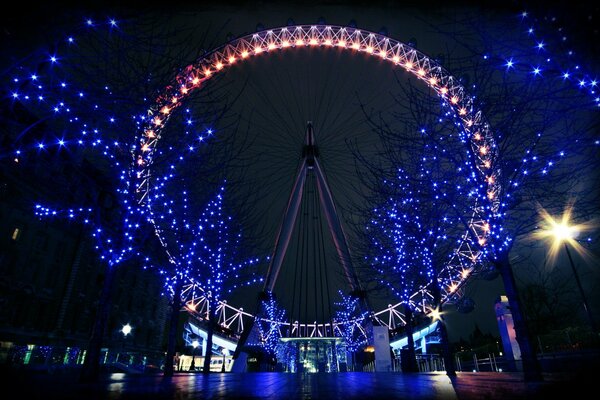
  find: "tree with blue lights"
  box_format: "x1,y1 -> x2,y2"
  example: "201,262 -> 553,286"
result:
171,184 -> 261,374
333,291 -> 368,353
256,291 -> 286,354
354,82 -> 489,375
1,16 -> 222,381
333,291 -> 369,370
360,10 -> 599,380
360,169 -> 440,372
148,180 -> 260,375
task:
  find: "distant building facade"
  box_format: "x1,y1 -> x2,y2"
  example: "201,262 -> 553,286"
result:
0,145 -> 169,362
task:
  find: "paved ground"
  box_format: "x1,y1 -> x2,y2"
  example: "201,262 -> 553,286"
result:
0,369 -> 594,399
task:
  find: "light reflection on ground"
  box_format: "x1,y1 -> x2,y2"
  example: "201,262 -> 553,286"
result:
2,370 -> 591,399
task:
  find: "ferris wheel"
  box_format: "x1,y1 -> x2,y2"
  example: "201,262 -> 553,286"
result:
133,24 -> 501,338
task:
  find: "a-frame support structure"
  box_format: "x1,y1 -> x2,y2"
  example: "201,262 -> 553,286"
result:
232,123 -> 370,367
263,122 -> 364,296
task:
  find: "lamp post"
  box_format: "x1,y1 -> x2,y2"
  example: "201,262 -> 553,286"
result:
561,241 -> 597,333
120,324 -> 132,364
190,340 -> 199,372
543,212 -> 597,333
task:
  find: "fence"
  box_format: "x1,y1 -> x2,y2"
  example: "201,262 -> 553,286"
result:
455,353 -> 505,372
363,354 -> 446,372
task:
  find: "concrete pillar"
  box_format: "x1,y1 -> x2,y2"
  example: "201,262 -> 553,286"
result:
373,325 -> 392,372
495,295 -> 521,370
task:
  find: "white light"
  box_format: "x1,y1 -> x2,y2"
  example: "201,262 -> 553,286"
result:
192,340 -> 200,348
550,222 -> 577,242
122,323 -> 132,336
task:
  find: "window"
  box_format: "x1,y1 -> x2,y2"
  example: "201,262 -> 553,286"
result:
11,228 -> 21,241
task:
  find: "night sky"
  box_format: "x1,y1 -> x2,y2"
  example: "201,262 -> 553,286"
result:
2,0 -> 599,342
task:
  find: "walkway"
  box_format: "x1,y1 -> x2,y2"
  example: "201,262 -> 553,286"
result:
0,369 -> 594,399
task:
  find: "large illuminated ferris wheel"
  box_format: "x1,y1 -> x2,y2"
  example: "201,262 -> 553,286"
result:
133,24 -> 501,338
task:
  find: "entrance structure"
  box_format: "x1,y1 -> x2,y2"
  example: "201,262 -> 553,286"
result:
246,122 -> 371,371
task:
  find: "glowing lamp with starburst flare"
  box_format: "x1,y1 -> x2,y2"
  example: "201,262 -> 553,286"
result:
428,307 -> 442,321
535,205 -> 591,263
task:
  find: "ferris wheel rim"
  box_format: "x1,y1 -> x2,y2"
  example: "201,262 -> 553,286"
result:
138,23 -> 501,330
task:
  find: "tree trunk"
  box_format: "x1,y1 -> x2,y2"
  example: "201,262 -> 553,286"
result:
495,255 -> 543,381
80,264 -> 116,382
430,277 -> 456,376
437,317 -> 456,376
163,279 -> 183,377
202,306 -> 215,374
403,304 -> 419,373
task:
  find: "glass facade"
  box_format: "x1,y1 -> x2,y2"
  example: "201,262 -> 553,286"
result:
277,337 -> 350,373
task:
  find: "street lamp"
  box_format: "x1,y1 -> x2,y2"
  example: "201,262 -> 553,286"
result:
539,210 -> 597,333
190,340 -> 199,372
120,324 -> 132,364
121,323 -> 132,336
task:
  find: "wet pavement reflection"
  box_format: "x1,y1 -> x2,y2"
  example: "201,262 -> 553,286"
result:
0,370 -> 592,399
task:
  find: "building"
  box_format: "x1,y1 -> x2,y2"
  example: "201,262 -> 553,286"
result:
0,122 -> 169,368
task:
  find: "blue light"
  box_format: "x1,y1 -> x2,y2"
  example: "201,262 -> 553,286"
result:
505,59 -> 514,69
86,19 -> 93,26
536,41 -> 545,50
532,67 -> 541,76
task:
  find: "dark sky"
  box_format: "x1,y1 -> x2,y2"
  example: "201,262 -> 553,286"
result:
2,0 -> 598,342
